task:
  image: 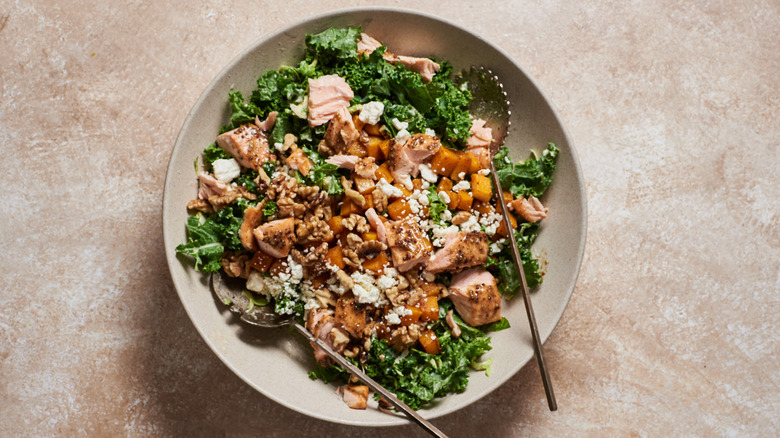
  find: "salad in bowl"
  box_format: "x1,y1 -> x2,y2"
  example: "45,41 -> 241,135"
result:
175,26 -> 559,412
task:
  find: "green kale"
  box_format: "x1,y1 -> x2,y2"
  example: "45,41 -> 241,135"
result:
492,223 -> 544,296
494,143 -> 559,198
235,170 -> 259,193
301,147 -> 345,195
227,91 -> 263,127
482,317 -> 511,332
202,142 -> 230,167
262,200 -> 278,217
426,186 -> 447,223
305,27 -> 361,66
175,214 -> 225,272
262,161 -> 278,176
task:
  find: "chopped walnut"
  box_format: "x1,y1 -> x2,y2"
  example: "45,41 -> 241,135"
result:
397,275 -> 410,290
221,252 -> 251,279
315,288 -> 337,308
235,185 -> 257,200
292,242 -> 329,266
283,133 -> 298,150
389,324 -> 423,350
295,216 -> 334,244
342,248 -> 361,268
356,240 -> 387,258
371,187 -> 388,212
342,214 -> 369,234
297,185 -> 321,202
346,233 -> 363,250
344,187 -> 366,208
187,198 -> 214,214
336,270 -> 354,292
318,139 -> 335,157
208,191 -> 240,210
451,211 -> 472,226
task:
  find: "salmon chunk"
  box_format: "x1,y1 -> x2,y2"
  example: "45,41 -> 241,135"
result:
365,208 -> 387,243
306,308 -> 336,366
285,147 -> 313,176
466,119 -> 492,148
396,55 -> 441,82
216,124 -> 273,171
448,268 -> 502,326
509,196 -> 548,223
341,385 -> 369,410
425,231 -> 489,274
197,172 -> 230,200
307,74 -> 354,127
388,134 -> 441,181
334,293 -> 368,338
385,216 -> 432,272
252,217 -> 295,258
324,106 -> 360,155
239,203 -> 264,251
325,154 -> 359,169
254,111 -> 278,132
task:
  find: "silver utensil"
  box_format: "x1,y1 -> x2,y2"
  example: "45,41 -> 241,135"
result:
458,67 -> 558,411
211,272 -> 449,437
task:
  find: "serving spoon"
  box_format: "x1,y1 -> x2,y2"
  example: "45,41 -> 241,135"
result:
457,67 -> 557,411
210,272 -> 449,438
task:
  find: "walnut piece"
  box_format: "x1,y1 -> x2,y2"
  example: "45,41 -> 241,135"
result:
187,198 -> 214,214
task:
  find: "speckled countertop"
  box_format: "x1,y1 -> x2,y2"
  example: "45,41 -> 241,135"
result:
1,1 -> 778,437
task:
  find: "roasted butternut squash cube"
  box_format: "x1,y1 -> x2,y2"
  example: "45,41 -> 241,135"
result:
429,146 -> 460,175
470,173 -> 493,202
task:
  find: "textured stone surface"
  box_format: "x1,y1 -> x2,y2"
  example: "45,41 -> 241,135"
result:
1,1 -> 778,436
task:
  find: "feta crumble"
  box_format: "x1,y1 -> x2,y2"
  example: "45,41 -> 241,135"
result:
424,128 -> 437,137
478,168 -> 491,176
438,191 -> 451,204
419,164 -> 438,183
452,180 -> 471,192
395,129 -> 411,144
391,118 -> 409,131
212,158 -> 241,183
377,178 -> 403,197
358,101 -> 384,125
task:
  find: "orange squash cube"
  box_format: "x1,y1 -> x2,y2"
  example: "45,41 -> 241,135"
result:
496,213 -> 518,237
249,251 -> 275,273
325,246 -> 346,270
429,146 -> 460,175
375,162 -> 394,183
387,199 -> 413,220
401,306 -> 422,326
450,153 -> 470,181
420,296 -> 439,322
470,173 -> 493,202
436,177 -> 453,193
456,191 -> 474,211
362,252 -> 389,275
363,123 -> 382,136
418,329 -> 441,355
465,152 -> 481,174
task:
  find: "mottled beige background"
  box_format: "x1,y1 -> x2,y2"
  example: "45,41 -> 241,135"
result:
1,1 -> 778,437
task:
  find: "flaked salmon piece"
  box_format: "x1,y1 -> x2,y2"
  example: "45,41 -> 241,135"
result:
426,231 -> 489,274
467,145 -> 492,169
285,147 -> 314,176
252,217 -> 295,258
385,216 -> 432,272
307,74 -> 354,127
197,172 -> 230,200
388,134 -> 441,181
239,202 -> 264,251
324,106 -> 360,155
466,119 -> 493,148
341,385 -> 369,410
358,33 -> 441,82
334,293 -> 367,339
216,124 -> 273,171
306,308 -> 336,367
365,208 -> 387,243
254,111 -> 278,132
354,157 -> 378,179
509,195 -> 548,223
325,154 -> 359,169
357,32 -> 382,54
448,268 -> 502,326
396,55 -> 441,82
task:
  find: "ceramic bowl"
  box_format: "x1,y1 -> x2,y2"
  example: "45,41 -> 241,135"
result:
163,7 -> 586,426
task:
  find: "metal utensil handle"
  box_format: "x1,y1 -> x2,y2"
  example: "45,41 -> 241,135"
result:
292,323 -> 449,438
489,162 -> 558,411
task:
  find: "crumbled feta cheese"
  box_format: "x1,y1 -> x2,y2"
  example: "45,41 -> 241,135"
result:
424,128 -> 436,137
377,178 -> 403,198
431,223 -> 459,247
212,158 -> 241,183
391,118 -> 409,131
479,211 -> 504,236
452,180 -> 471,192
441,210 -> 453,222
358,101 -> 385,125
274,142 -> 285,151
386,313 -> 401,325
350,271 -> 387,305
457,172 -> 466,179
287,255 -> 303,283
395,129 -> 411,144
398,175 -> 413,191
422,271 -> 435,282
438,191 -> 451,204
419,164 -> 438,183
408,197 -> 421,214
478,168 -> 491,176
458,214 -> 481,232
245,270 -> 265,293
420,180 -> 430,190
490,239 -> 507,254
